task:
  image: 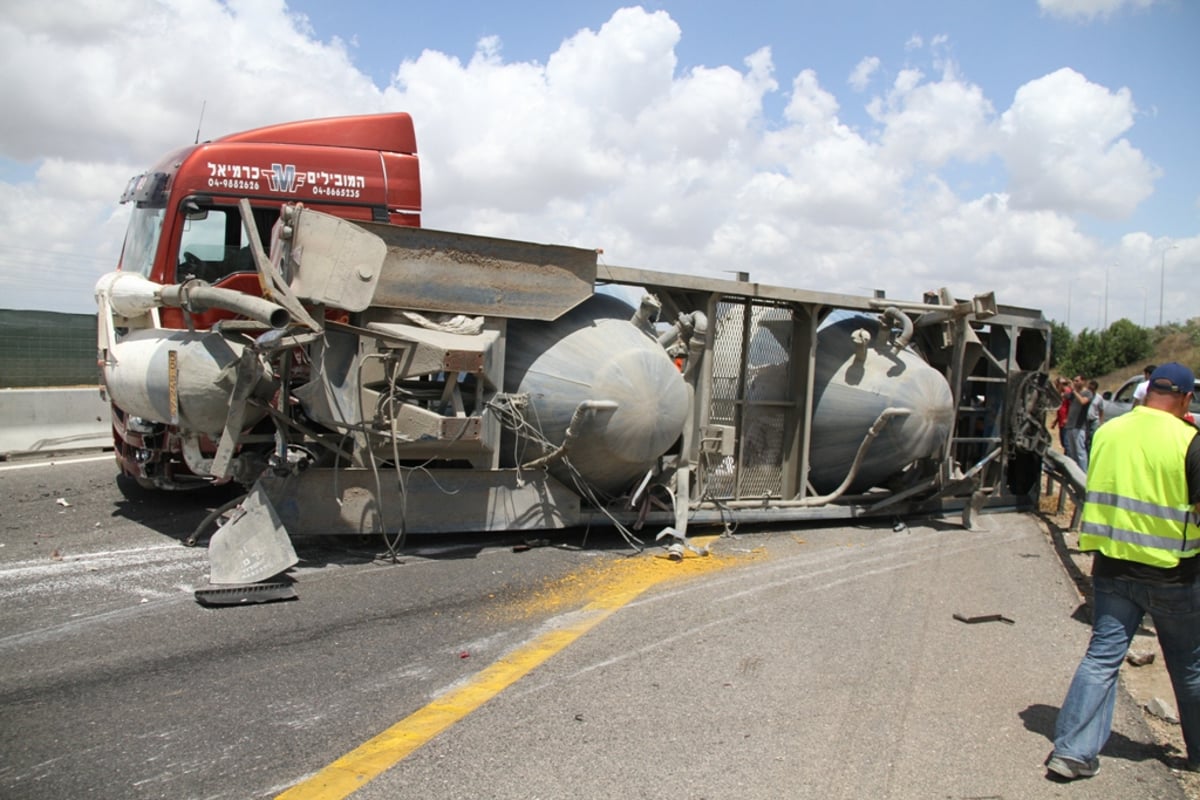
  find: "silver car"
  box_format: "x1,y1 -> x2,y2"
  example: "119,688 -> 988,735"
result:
1100,375 -> 1200,426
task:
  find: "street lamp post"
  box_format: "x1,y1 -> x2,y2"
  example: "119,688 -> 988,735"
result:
1160,244 -> 1179,327
1104,262 -> 1112,329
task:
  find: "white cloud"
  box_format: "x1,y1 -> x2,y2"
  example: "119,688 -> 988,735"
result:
0,1 -> 1185,329
997,68 -> 1160,219
1039,0 -> 1158,22
870,64 -> 996,167
0,159 -> 132,312
848,57 -> 880,92
0,0 -> 381,164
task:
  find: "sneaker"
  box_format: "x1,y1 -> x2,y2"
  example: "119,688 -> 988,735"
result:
1046,753 -> 1100,779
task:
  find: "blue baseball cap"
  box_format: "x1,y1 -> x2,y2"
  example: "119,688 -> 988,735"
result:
1148,362 -> 1195,394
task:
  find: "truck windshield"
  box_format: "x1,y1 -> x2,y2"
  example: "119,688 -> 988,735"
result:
120,206 -> 166,278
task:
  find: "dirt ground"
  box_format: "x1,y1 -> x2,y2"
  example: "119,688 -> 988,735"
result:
1039,485 -> 1199,797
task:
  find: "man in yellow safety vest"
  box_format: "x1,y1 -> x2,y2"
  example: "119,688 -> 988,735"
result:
1048,362 -> 1200,781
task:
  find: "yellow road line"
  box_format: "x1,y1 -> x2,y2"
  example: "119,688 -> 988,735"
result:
276,540 -> 728,799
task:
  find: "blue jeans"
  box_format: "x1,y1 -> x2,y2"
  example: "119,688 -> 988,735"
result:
1054,575 -> 1200,765
1067,427 -> 1088,472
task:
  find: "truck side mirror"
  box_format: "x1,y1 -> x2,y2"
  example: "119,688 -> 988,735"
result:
183,199 -> 208,221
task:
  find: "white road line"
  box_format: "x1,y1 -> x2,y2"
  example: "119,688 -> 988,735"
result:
0,453 -> 112,471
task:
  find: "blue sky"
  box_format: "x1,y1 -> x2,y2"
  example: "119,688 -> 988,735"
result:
0,0 -> 1196,331
289,0 -> 1198,240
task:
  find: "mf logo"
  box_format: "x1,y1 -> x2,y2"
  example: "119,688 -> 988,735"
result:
267,163 -> 298,193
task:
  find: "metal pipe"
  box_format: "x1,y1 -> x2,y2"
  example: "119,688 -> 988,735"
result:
631,294 -> 662,338
868,298 -> 953,313
880,306 -> 913,353
722,407 -> 912,508
852,328 -> 871,363
681,311 -> 708,384
521,400 -> 619,470
159,280 -> 291,329
674,311 -> 709,532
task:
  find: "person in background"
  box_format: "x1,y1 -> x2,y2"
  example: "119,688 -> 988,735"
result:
1085,379 -> 1103,452
1132,364 -> 1156,407
1053,377 -> 1074,461
1047,362 -> 1200,780
1065,375 -> 1093,471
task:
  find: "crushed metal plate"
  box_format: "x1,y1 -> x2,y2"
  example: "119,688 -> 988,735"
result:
194,580 -> 297,606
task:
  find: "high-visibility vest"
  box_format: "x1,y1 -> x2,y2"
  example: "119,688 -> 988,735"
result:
1079,406 -> 1200,568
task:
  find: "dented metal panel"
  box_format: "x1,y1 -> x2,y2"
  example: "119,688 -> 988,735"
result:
364,321 -> 500,382
265,468 -> 581,535
356,222 -> 597,321
286,206 -> 388,312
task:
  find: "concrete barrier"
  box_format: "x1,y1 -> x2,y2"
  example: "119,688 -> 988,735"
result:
0,387 -> 112,457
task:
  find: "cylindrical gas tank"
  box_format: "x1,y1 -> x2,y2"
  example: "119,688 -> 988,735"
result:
808,316 -> 954,494
103,329 -> 270,436
505,295 -> 689,494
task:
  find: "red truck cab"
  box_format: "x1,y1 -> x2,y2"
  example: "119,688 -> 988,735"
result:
110,113 -> 421,487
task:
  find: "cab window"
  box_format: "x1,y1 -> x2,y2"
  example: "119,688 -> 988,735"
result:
176,204 -> 277,284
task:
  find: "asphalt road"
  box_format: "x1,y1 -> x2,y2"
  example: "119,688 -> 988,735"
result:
0,452 -> 1188,799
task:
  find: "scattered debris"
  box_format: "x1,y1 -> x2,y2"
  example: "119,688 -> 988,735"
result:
50,548 -> 62,561
1126,650 -> 1156,667
458,650 -> 470,659
1145,697 -> 1180,724
953,612 -> 1015,625
512,539 -> 550,552
55,497 -> 70,508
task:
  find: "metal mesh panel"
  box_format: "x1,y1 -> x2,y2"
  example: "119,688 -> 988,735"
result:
705,300 -> 790,499
0,310 -> 98,388
705,301 -> 745,498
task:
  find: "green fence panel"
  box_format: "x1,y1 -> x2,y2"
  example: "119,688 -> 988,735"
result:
0,310 -> 98,388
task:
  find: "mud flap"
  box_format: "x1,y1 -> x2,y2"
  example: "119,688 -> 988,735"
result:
206,481 -> 299,585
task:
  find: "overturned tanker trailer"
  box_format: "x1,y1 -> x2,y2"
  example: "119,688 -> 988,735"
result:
96,201 -> 1058,593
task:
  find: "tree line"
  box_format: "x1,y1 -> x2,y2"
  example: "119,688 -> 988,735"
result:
1049,317 -> 1200,379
